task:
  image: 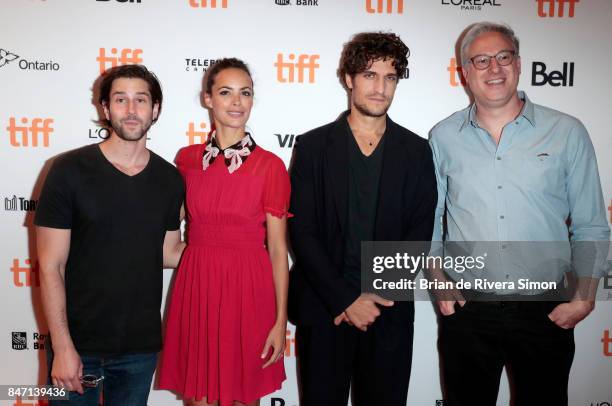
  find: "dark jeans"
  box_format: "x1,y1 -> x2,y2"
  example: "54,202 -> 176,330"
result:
439,300 -> 574,406
47,347 -> 157,406
296,303 -> 414,406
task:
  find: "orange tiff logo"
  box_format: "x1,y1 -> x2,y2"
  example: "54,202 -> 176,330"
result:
189,0 -> 227,7
186,122 -> 209,145
536,0 -> 579,17
96,48 -> 143,74
366,0 -> 403,14
7,117 -> 54,147
448,58 -> 466,87
11,258 -> 40,287
285,329 -> 296,357
603,330 -> 612,357
275,53 -> 320,84
14,399 -> 48,406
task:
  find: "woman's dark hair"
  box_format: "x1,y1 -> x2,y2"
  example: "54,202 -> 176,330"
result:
338,32 -> 410,88
204,58 -> 253,94
98,64 -> 163,123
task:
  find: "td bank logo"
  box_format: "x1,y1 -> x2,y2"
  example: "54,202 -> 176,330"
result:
11,258 -> 40,287
536,0 -> 579,17
7,117 -> 54,147
448,58 -> 466,87
186,122 -> 209,145
366,0 -> 404,14
275,53 -> 320,84
189,0 -> 227,7
96,47 -> 143,74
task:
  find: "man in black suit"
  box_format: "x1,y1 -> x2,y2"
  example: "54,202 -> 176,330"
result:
289,32 -> 437,406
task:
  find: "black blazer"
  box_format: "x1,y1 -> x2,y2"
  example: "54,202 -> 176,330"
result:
288,112 -> 438,325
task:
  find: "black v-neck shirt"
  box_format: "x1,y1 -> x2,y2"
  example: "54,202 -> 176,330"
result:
35,144 -> 184,355
342,123 -> 386,288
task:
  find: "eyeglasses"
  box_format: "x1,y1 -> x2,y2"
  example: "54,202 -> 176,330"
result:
467,50 -> 517,70
80,374 -> 104,388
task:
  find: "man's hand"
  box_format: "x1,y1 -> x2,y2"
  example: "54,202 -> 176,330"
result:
436,288 -> 466,316
344,293 -> 394,331
548,300 -> 595,329
51,346 -> 84,394
333,311 -> 351,326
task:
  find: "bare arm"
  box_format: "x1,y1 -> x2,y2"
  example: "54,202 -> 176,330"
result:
162,205 -> 186,269
37,226 -> 83,394
261,213 -> 289,368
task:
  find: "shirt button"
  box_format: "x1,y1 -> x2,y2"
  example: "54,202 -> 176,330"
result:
515,121 -> 519,125
500,215 -> 505,219
496,157 -> 502,161
501,244 -> 507,249
497,185 -> 503,189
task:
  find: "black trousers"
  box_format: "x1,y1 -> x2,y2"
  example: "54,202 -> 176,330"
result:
439,300 -> 575,406
296,303 -> 414,406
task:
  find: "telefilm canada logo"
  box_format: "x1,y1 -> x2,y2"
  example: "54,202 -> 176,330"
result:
0,48 -> 60,71
185,58 -> 217,72
440,0 -> 501,11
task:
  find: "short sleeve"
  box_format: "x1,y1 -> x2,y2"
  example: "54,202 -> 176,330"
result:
34,157 -> 74,229
165,170 -> 185,231
175,144 -> 205,171
263,154 -> 293,219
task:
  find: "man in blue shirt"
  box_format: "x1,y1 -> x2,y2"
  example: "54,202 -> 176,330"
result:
429,22 -> 610,405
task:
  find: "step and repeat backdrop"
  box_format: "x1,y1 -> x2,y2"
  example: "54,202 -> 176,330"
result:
1,0 -> 611,405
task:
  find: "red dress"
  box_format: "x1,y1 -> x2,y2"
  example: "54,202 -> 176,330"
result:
159,142 -> 289,405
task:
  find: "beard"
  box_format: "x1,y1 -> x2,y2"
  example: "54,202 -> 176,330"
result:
109,114 -> 152,142
353,95 -> 391,118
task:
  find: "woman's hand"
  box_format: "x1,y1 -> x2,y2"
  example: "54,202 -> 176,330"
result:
261,321 -> 287,368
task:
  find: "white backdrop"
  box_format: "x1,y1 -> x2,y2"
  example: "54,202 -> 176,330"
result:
1,1 -> 611,405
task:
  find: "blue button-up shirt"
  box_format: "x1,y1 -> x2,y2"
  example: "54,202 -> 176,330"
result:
429,92 -> 609,290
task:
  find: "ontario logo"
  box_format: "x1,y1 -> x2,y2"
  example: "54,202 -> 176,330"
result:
0,48 -> 60,71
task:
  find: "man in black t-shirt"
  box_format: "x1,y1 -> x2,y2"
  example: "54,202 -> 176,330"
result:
35,65 -> 184,405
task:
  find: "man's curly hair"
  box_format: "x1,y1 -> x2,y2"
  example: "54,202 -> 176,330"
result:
338,32 -> 409,89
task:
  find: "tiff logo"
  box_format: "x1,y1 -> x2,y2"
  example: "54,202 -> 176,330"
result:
531,62 -> 574,87
276,134 -> 299,148
366,0 -> 404,13
275,53 -> 319,83
602,330 -> 612,357
186,122 -> 209,145
448,58 -> 465,87
285,329 -> 296,357
11,258 -> 40,287
96,47 -> 143,74
13,400 -> 49,406
189,0 -> 228,7
5,196 -> 37,211
536,0 -> 579,17
7,117 -> 53,147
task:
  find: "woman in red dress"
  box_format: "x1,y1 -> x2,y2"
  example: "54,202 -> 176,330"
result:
160,58 -> 289,406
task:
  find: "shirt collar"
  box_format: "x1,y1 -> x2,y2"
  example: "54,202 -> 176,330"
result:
459,90 -> 536,133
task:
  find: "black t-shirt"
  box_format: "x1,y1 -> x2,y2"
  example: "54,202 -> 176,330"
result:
342,125 -> 386,288
35,144 -> 184,355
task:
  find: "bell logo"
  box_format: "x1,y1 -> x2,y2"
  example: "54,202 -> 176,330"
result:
7,117 -> 53,147
531,62 -> 574,87
448,58 -> 466,87
186,122 -> 209,145
274,53 -> 319,84
366,0 -> 404,14
189,0 -> 228,7
536,0 -> 579,17
602,330 -> 612,357
96,48 -> 143,74
285,329 -> 296,357
11,258 -> 40,287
